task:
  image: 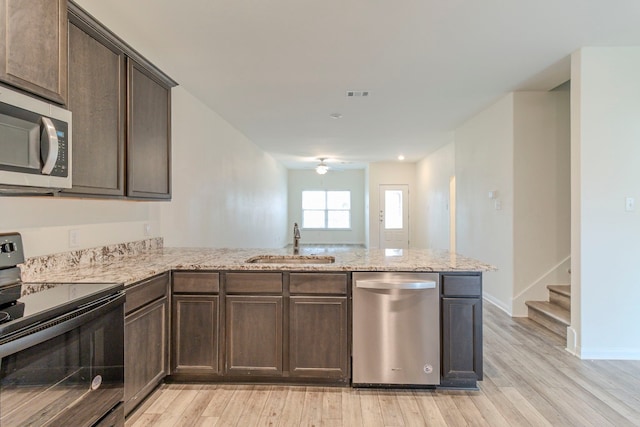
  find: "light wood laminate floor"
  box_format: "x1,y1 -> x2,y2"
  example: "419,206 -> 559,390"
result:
126,303 -> 640,426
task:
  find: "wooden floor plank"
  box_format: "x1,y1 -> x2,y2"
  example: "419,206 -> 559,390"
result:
175,389 -> 218,427
300,386 -> 324,427
236,386 -> 271,427
358,390 -> 384,427
451,392 -> 491,427
466,390 -> 511,427
433,393 -> 467,427
129,413 -> 160,427
412,391 -> 448,427
200,386 -> 236,418
257,386 -> 287,427
214,386 -> 255,426
276,386 -> 306,426
321,387 -> 343,422
394,389 -> 427,427
341,388 -> 363,427
377,390 -> 406,426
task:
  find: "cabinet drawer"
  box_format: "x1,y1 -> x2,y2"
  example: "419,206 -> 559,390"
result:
225,272 -> 282,294
125,272 -> 169,315
173,272 -> 219,294
290,273 -> 347,295
442,274 -> 482,297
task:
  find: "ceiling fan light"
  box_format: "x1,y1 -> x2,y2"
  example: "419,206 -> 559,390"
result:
316,164 -> 329,175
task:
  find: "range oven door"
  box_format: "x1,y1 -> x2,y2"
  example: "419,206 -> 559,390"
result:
0,293 -> 124,427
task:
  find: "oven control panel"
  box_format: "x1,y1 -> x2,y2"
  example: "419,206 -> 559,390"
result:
0,233 -> 24,268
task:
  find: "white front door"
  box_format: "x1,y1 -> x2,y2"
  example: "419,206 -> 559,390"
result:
379,184 -> 409,249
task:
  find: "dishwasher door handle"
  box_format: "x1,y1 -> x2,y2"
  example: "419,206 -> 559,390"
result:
355,279 -> 436,290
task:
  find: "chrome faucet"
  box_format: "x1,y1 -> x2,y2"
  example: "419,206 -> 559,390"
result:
293,222 -> 301,255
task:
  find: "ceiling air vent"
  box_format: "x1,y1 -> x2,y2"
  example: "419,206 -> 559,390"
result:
346,90 -> 370,97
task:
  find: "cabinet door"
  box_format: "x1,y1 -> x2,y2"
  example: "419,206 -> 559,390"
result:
124,297 -> 167,415
65,15 -> 126,197
172,295 -> 219,374
226,296 -> 283,376
289,296 -> 348,379
441,297 -> 483,387
127,59 -> 171,199
0,0 -> 68,104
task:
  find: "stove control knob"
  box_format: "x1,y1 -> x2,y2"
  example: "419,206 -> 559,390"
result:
0,242 -> 16,253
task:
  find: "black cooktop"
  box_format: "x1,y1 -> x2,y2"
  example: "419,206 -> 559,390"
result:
0,282 -> 123,337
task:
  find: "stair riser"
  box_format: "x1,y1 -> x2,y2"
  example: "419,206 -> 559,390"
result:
527,307 -> 568,339
549,291 -> 571,311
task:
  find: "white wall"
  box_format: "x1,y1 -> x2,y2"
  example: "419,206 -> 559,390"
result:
570,47 -> 640,359
287,169 -> 365,245
414,142 -> 455,249
160,88 -> 288,248
512,91 -> 571,315
455,94 -> 515,313
0,197 -> 161,258
367,162 -> 416,248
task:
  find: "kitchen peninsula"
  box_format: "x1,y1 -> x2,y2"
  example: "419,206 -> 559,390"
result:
19,239 -> 495,416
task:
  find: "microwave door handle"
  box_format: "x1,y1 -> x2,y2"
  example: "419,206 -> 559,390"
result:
40,117 -> 59,175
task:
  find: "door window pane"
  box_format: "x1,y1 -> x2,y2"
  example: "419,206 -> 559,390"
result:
384,190 -> 403,229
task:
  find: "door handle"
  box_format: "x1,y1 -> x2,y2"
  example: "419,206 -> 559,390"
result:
40,117 -> 59,175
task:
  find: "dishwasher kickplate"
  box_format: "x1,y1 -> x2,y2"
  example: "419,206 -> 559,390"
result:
352,272 -> 440,386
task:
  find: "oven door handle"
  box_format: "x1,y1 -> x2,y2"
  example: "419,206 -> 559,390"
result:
0,292 -> 124,358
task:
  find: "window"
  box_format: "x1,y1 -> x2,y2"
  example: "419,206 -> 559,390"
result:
302,190 -> 351,229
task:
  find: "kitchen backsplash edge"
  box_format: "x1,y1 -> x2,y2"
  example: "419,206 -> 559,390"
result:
19,238 -> 164,282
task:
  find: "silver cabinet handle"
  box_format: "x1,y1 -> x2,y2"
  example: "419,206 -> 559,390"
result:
356,279 -> 436,290
40,117 -> 59,175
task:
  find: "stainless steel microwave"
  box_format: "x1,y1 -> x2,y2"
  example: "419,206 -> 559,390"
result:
0,86 -> 72,193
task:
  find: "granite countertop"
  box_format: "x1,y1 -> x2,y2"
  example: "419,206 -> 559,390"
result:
23,246 -> 496,287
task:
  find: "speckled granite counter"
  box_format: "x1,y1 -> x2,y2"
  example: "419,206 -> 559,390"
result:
21,243 -> 495,288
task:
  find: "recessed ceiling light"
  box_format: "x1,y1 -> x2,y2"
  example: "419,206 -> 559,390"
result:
329,113 -> 343,119
398,155 -> 405,161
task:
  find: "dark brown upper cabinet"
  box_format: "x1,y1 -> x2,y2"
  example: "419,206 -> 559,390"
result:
0,0 -> 68,104
64,1 -> 176,200
66,12 -> 126,196
127,60 -> 172,199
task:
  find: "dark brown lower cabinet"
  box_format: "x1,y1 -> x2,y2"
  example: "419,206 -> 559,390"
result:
172,295 -> 219,374
441,274 -> 483,388
289,296 -> 348,379
225,296 -> 283,376
124,273 -> 169,416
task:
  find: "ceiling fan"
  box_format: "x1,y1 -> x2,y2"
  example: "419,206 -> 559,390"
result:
315,158 -> 330,175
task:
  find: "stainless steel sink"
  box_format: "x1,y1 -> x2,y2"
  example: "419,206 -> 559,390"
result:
245,255 -> 335,264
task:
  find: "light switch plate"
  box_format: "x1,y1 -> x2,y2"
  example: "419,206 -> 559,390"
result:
625,197 -> 635,212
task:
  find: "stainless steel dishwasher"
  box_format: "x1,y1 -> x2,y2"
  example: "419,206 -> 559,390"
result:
352,272 -> 440,386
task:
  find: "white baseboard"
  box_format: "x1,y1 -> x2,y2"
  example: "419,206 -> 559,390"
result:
482,293 -> 512,316
576,347 -> 640,360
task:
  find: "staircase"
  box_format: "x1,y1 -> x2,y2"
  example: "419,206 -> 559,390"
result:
525,285 -> 570,339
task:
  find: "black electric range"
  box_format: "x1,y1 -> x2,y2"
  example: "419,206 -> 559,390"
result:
0,281 -> 124,337
0,232 -> 126,427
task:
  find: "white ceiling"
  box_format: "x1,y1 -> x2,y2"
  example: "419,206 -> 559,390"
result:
78,0 -> 640,169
